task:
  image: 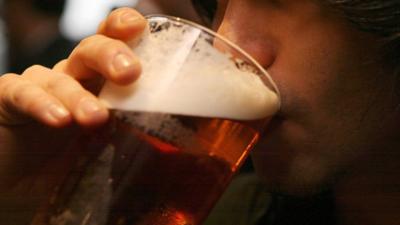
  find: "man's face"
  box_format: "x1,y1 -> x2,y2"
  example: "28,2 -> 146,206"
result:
214,0 -> 395,195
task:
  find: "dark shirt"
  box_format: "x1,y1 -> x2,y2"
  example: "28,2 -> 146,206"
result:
204,173 -> 336,225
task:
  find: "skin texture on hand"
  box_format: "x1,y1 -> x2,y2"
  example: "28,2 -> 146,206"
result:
0,8 -> 146,128
0,8 -> 147,224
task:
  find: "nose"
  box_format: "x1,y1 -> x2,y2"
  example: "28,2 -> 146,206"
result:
216,19 -> 276,69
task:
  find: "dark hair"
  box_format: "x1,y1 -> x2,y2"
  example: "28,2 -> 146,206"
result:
324,0 -> 400,69
191,0 -> 400,69
32,0 -> 66,16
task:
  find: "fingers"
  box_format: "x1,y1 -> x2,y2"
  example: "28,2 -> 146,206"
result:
61,34 -> 142,85
54,8 -> 146,86
0,66 -> 109,127
27,66 -> 109,126
97,7 -> 147,42
0,8 -> 147,128
0,73 -> 71,127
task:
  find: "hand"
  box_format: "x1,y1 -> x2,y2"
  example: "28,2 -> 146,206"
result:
0,8 -> 147,224
0,7 -> 146,128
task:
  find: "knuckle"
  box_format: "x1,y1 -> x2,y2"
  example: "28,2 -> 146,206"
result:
73,36 -> 98,57
79,34 -> 103,47
22,64 -> 47,75
101,39 -> 127,58
0,72 -> 58,117
73,34 -> 113,60
0,73 -> 19,86
45,75 -> 76,91
24,91 -> 50,112
0,75 -> 17,109
6,81 -> 34,108
0,74 -> 20,96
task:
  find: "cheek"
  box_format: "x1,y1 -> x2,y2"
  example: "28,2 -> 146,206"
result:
269,35 -> 373,157
253,25 -> 386,192
270,24 -> 378,126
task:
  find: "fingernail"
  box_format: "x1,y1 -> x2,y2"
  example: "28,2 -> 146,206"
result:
79,98 -> 105,116
112,53 -> 135,74
121,12 -> 139,24
47,104 -> 70,122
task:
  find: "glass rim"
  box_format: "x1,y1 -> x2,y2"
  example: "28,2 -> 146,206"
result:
144,14 -> 281,105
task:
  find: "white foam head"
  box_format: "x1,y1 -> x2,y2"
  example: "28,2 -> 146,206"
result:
99,16 -> 279,120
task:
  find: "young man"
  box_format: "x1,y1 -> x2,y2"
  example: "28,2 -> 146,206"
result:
0,1 -> 399,224
195,1 -> 400,224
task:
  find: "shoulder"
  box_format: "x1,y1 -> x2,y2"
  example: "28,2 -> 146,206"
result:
203,173 -> 272,225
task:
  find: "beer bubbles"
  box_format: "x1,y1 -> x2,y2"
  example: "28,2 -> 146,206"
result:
33,15 -> 280,225
99,15 -> 279,121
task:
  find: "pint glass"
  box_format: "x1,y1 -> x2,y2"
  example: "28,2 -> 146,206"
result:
34,15 -> 280,225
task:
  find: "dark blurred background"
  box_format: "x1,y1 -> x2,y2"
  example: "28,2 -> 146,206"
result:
0,0 -> 200,74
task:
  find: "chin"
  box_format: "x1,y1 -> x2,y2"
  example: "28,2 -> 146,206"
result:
251,155 -> 337,197
250,118 -> 339,197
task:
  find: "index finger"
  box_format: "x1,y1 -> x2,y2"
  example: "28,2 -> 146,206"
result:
97,7 -> 147,42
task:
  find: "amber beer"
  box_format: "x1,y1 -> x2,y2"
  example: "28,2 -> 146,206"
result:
101,109 -> 266,225
33,15 -> 279,225
35,109 -> 266,225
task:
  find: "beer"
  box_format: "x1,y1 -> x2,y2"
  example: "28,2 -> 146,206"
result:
31,15 -> 280,225
40,110 -> 265,225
